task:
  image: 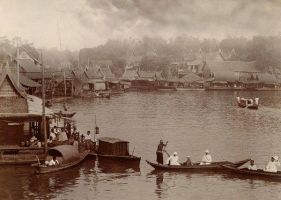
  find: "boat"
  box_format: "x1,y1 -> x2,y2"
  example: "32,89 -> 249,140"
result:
146,159 -> 250,171
222,165 -> 281,179
33,145 -> 89,174
236,97 -> 259,109
96,137 -> 141,165
55,111 -> 76,118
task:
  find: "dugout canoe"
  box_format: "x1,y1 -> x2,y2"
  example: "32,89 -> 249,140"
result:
146,159 -> 250,171
222,165 -> 281,179
33,145 -> 89,174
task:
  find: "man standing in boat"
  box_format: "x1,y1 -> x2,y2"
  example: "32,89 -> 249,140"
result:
156,140 -> 168,164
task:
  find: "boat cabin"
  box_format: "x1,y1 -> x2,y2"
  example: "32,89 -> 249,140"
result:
98,137 -> 129,156
45,145 -> 80,165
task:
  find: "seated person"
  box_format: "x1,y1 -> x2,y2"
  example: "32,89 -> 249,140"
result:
166,152 -> 180,166
47,156 -> 60,167
200,149 -> 212,165
47,136 -> 53,144
247,159 -> 257,170
182,156 -> 192,166
264,156 -> 280,173
30,135 -> 39,147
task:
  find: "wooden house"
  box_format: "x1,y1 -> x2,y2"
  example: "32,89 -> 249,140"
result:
0,66 -> 53,147
99,66 -> 122,91
120,67 -> 139,89
82,66 -> 106,91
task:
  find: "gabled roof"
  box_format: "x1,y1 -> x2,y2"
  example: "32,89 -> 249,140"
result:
120,68 -> 139,80
83,66 -> 103,80
137,71 -> 157,80
99,66 -> 117,81
0,66 -> 27,98
180,72 -> 202,83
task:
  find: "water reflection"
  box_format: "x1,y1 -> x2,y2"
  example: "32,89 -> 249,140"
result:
97,159 -> 140,173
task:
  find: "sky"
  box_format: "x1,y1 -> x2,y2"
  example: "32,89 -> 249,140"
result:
0,0 -> 281,50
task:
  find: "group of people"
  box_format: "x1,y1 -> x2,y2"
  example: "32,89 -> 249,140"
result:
247,156 -> 280,173
47,126 -> 96,151
156,140 -> 281,173
156,140 -> 212,166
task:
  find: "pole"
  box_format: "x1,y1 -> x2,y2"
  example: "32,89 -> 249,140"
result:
64,71 -> 66,96
16,44 -> 20,87
41,50 -> 48,153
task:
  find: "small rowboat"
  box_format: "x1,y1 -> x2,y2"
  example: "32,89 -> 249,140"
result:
222,165 -> 281,179
236,97 -> 259,109
146,159 -> 250,171
55,111 -> 76,118
33,145 -> 89,174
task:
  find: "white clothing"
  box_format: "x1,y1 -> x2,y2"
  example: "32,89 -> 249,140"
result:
247,165 -> 257,170
200,154 -> 212,165
30,136 -> 37,143
48,159 -> 59,166
50,132 -> 56,140
166,155 -> 180,165
57,131 -> 68,141
264,161 -> 280,173
84,133 -> 94,142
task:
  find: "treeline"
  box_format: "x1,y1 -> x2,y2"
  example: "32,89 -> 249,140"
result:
1,35 -> 281,75
80,35 -> 281,73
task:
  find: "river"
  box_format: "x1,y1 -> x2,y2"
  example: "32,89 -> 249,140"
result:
1,91 -> 281,200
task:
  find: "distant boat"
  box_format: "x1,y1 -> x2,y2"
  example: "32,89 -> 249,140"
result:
222,165 -> 281,180
236,97 -> 259,109
33,145 -> 89,174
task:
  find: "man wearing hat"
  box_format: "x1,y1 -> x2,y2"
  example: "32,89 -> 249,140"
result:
265,156 -> 280,173
200,149 -> 212,165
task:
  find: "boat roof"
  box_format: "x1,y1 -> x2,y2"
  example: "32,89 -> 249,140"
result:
98,137 -> 129,144
48,145 -> 80,164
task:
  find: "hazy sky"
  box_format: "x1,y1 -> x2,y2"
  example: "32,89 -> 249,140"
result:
0,0 -> 281,50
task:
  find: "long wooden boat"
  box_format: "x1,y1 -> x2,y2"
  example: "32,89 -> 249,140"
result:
146,159 -> 250,171
33,145 -> 89,174
222,165 -> 281,179
55,111 -> 76,118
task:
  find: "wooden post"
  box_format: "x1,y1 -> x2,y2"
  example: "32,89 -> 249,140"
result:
16,46 -> 20,87
41,51 -> 48,153
64,71 -> 67,96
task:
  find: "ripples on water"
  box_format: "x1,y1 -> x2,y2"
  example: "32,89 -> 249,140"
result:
1,91 -> 281,200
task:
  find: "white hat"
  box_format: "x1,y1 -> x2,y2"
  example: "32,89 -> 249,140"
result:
205,149 -> 210,153
273,156 -> 279,161
174,152 -> 177,156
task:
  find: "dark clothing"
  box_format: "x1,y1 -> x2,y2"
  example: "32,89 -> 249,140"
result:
157,152 -> 164,164
156,142 -> 166,164
157,143 -> 165,152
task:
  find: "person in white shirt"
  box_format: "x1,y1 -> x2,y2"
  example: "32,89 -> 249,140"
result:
49,128 -> 56,141
247,159 -> 257,170
84,131 -> 94,150
200,149 -> 212,165
48,156 -> 59,167
264,156 -> 280,173
166,152 -> 180,166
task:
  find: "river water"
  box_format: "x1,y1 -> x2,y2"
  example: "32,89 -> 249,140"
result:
1,91 -> 281,200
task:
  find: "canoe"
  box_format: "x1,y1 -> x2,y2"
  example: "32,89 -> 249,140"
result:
222,165 -> 281,179
146,159 -> 250,171
55,111 -> 76,118
33,145 -> 89,174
